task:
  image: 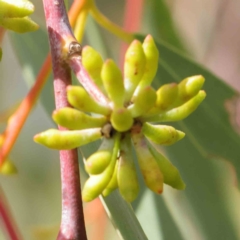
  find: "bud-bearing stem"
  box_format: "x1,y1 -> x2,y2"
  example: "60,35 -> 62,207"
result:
42,0 -> 87,239
69,57 -> 110,106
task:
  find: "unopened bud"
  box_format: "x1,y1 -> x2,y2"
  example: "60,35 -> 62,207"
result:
155,83 -> 178,110
175,75 -> 205,106
0,16 -> 38,33
124,40 -> 146,102
82,133 -> 120,202
0,0 -> 34,18
142,123 -> 185,146
82,46 -> 104,90
147,90 -> 206,122
110,108 -> 133,132
85,138 -> 114,175
52,107 -> 107,130
102,160 -> 118,197
118,134 -> 139,202
67,86 -> 111,115
141,34 -> 159,84
132,132 -> 163,194
101,59 -> 125,108
128,86 -> 156,118
34,128 -> 102,150
149,143 -> 185,190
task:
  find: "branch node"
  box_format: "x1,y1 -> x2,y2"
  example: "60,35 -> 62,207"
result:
68,41 -> 82,58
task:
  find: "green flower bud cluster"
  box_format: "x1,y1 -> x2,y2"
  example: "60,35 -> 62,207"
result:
34,35 -> 206,202
0,0 -> 38,33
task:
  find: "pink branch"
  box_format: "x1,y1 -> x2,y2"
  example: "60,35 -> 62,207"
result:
69,57 -> 109,105
0,186 -> 22,240
42,0 -> 87,239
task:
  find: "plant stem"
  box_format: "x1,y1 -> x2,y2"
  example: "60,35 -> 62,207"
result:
74,8 -> 89,42
42,0 -> 87,239
89,1 -> 134,43
0,54 -> 51,167
68,57 -> 109,105
0,186 -> 22,240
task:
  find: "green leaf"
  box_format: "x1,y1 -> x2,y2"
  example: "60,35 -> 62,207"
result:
143,0 -> 186,52
0,47 -> 2,61
136,34 -> 240,239
101,193 -> 148,240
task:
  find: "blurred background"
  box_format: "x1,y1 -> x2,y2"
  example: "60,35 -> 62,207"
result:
1,0 -> 240,239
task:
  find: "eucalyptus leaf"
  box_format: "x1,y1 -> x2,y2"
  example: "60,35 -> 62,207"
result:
142,0 -> 185,52
136,34 -> 240,240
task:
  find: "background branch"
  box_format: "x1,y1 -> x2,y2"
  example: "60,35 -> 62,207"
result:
0,186 -> 22,240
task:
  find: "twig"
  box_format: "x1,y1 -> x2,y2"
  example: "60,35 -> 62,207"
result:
42,0 -> 87,239
0,186 -> 22,240
68,57 -> 109,105
0,54 -> 51,167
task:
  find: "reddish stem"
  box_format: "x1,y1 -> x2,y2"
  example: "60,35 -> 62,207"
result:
69,58 -> 109,105
123,0 -> 144,32
42,0 -> 87,239
0,55 -> 51,166
0,186 -> 22,240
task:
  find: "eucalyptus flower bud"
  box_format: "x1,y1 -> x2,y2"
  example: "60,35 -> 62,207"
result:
52,107 -> 107,130
147,90 -> 206,122
148,143 -> 185,190
118,134 -> 139,202
132,35 -> 159,98
132,132 -> 163,194
102,160 -> 118,197
110,108 -> 133,132
34,128 -> 102,150
141,35 -> 159,83
155,83 -> 178,110
142,122 -> 185,146
177,75 -> 205,105
0,0 -> 34,18
67,86 -> 111,115
128,86 -> 156,118
124,40 -> 146,102
85,137 -> 114,175
82,133 -> 120,202
101,59 -> 125,108
82,46 -> 104,91
0,16 -> 38,33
